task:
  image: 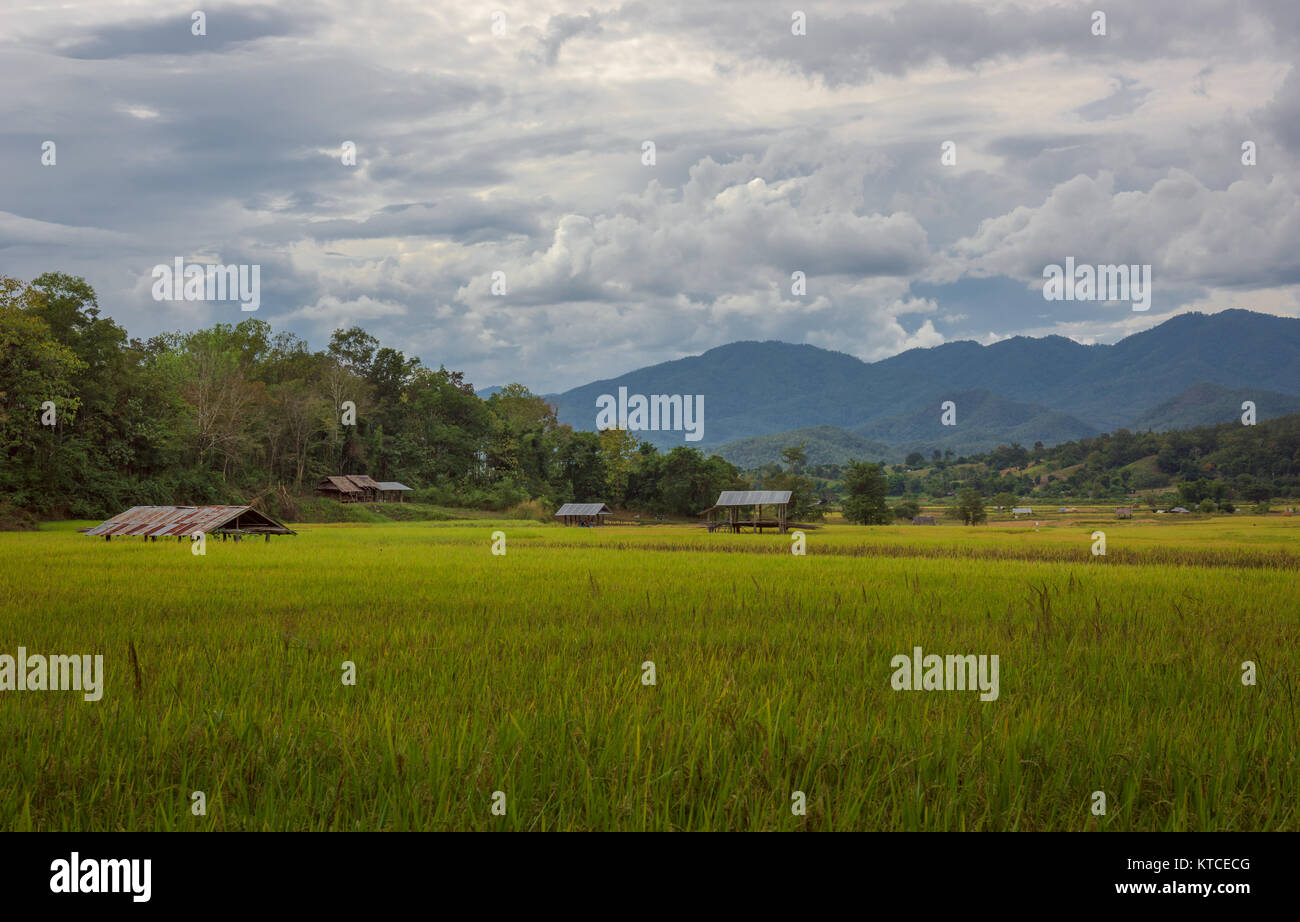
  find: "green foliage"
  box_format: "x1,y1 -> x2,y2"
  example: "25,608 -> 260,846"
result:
842,460 -> 891,525
891,500 -> 920,520
1,274 -> 746,519
779,443 -> 807,470
952,488 -> 987,525
714,425 -> 889,470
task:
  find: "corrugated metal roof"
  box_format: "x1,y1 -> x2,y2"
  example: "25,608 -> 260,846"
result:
319,476 -> 361,493
85,506 -> 295,537
555,503 -> 611,516
375,482 -> 412,491
713,490 -> 792,506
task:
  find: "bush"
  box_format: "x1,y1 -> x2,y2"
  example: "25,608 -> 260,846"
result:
0,502 -> 38,531
1198,499 -> 1217,514
505,499 -> 552,522
1252,501 -> 1271,514
892,500 -> 920,520
408,479 -> 530,511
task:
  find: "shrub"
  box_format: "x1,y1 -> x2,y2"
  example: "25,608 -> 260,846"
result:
892,500 -> 920,520
0,502 -> 38,531
505,499 -> 552,521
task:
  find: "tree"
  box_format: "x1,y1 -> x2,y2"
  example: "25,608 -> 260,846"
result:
780,443 -> 806,471
0,279 -> 86,510
992,491 -> 1017,511
952,488 -> 986,525
892,500 -> 920,520
597,426 -> 639,504
842,460 -> 891,525
905,451 -> 924,467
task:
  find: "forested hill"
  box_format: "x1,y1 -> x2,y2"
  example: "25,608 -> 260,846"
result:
548,310 -> 1300,454
879,410 -> 1300,504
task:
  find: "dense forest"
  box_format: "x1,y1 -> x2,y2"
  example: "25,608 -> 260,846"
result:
1,273 -> 749,520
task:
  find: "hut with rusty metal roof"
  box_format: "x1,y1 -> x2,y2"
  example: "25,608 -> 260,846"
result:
701,490 -> 792,534
555,502 -> 612,526
85,506 -> 295,543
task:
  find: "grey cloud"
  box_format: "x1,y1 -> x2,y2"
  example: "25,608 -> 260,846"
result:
523,8 -> 605,65
1,0 -> 1296,393
57,6 -> 315,59
1074,76 -> 1149,122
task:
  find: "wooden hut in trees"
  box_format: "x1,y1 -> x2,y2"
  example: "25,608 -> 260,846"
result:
344,474 -> 381,501
701,490 -> 792,534
554,503 -> 612,526
316,475 -> 383,502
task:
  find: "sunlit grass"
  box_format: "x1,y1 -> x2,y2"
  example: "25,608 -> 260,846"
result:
1,517 -> 1295,830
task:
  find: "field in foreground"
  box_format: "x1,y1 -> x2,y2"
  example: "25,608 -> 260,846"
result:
1,517 -> 1296,831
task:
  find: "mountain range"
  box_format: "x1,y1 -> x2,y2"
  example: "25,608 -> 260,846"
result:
541,310 -> 1300,466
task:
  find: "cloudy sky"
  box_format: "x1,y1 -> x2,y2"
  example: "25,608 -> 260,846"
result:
3,0 -> 1298,392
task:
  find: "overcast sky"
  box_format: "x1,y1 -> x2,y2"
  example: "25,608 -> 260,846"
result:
3,1 -> 1297,392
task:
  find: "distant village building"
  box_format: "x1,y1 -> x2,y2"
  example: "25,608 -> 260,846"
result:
555,503 -> 612,526
1171,506 -> 1191,514
912,515 -> 937,525
1011,507 -> 1033,517
1115,507 -> 1133,518
85,505 -> 294,542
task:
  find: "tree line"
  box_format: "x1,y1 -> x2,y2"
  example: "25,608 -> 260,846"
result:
0,273 -> 746,520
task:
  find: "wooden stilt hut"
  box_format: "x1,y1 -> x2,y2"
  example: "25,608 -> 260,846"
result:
700,490 -> 792,534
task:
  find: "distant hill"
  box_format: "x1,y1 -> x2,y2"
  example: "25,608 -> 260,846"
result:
853,389 -> 1100,458
713,392 -> 1099,468
713,425 -> 891,468
545,310 -> 1300,457
1126,381 -> 1300,432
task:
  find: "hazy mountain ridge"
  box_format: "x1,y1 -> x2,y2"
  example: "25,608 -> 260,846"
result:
543,310 -> 1300,461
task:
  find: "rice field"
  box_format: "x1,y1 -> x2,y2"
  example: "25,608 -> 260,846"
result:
1,516 -> 1296,831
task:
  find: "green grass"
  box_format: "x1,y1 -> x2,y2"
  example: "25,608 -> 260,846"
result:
1,517 -> 1296,830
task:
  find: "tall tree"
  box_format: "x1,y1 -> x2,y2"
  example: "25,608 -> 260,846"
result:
841,460 -> 891,525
